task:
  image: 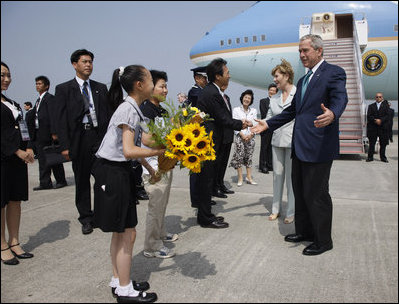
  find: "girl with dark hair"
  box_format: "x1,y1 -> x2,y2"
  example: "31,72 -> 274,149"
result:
229,89 -> 258,186
1,62 -> 35,265
93,65 -> 163,303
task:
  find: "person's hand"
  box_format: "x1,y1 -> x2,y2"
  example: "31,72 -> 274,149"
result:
250,119 -> 268,134
51,134 -> 58,141
374,119 -> 382,126
244,119 -> 253,128
61,149 -> 70,161
155,148 -> 166,156
16,149 -> 34,164
314,103 -> 335,128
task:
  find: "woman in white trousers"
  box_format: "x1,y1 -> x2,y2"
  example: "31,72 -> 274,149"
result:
266,59 -> 296,224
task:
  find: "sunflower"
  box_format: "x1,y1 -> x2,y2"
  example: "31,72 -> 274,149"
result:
185,123 -> 206,140
182,153 -> 202,172
167,128 -> 186,148
182,132 -> 196,152
192,137 -> 210,156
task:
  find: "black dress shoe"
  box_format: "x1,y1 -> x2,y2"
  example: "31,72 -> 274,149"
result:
117,291 -> 158,303
200,220 -> 229,229
215,216 -> 224,222
191,203 -> 199,208
259,168 -> 269,174
303,242 -> 333,256
33,184 -> 53,191
220,186 -> 234,194
112,281 -> 150,298
381,157 -> 389,163
284,234 -> 313,243
9,243 -> 34,259
82,222 -> 94,235
54,182 -> 67,189
212,190 -> 227,198
366,157 -> 374,162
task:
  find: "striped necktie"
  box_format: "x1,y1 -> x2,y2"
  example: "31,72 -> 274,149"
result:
300,70 -> 313,103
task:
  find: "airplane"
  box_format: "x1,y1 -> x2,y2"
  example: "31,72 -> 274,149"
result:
189,1 -> 398,154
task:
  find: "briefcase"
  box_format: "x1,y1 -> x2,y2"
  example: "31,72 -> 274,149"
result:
43,144 -> 68,167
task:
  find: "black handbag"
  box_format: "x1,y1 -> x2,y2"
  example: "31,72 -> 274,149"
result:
43,143 -> 68,167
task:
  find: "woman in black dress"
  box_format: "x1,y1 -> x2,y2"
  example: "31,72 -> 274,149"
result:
1,62 -> 35,265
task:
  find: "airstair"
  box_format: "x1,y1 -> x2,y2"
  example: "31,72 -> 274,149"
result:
300,12 -> 368,154
323,37 -> 366,153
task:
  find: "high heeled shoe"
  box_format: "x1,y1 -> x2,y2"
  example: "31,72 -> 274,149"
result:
237,180 -> 243,187
9,243 -> 34,259
1,247 -> 19,265
284,216 -> 294,224
245,177 -> 257,185
268,213 -> 279,221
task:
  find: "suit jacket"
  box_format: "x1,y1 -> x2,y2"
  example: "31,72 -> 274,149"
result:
220,94 -> 235,144
259,97 -> 270,119
367,101 -> 390,135
55,78 -> 111,159
197,83 -> 242,153
187,84 -> 202,107
1,98 -> 29,160
267,61 -> 348,162
25,92 -> 57,144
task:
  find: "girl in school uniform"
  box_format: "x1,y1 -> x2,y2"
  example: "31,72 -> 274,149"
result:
93,65 -> 164,303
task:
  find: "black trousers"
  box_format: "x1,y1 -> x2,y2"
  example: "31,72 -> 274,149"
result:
367,131 -> 388,159
291,154 -> 333,247
259,130 -> 273,170
36,140 -> 66,187
197,159 -> 217,225
71,128 -> 98,225
190,173 -> 200,206
213,142 -> 232,192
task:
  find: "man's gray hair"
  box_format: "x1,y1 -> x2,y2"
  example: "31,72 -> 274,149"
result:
300,34 -> 324,55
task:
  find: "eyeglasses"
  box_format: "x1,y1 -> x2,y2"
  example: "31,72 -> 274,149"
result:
375,96 -> 383,99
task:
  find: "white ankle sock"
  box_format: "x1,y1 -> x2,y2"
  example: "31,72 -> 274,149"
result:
109,276 -> 119,288
115,281 -> 140,297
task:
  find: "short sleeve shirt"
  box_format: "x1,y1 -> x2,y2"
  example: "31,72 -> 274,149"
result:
96,96 -> 145,161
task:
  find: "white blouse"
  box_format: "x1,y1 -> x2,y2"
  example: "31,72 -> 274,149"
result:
232,106 -> 258,136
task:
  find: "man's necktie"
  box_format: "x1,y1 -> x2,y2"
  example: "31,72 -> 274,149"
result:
300,70 -> 313,103
34,97 -> 40,109
223,94 -> 230,112
82,81 -> 90,114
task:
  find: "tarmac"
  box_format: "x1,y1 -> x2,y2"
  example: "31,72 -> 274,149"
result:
1,134 -> 398,303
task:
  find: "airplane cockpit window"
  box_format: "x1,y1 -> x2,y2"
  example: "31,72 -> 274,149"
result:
244,37 -> 249,43
253,36 -> 257,42
261,34 -> 266,41
236,38 -> 240,44
220,40 -> 224,47
228,39 -> 232,45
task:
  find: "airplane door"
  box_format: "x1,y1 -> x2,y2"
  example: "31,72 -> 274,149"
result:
335,14 -> 354,38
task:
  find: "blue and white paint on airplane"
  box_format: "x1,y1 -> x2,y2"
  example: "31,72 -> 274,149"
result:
190,1 -> 398,101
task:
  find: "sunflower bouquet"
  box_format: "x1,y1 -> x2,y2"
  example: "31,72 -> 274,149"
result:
145,100 -> 215,180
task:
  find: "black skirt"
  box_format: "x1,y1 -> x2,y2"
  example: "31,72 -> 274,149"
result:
1,156 -> 28,208
92,158 -> 137,233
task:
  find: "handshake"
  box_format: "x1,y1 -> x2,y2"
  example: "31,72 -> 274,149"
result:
241,119 -> 253,129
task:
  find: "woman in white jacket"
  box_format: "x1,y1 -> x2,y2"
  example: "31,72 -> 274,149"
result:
266,59 -> 296,224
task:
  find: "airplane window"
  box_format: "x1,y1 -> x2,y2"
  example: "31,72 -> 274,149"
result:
261,34 -> 266,41
228,39 -> 232,45
394,24 -> 398,32
220,40 -> 224,47
253,36 -> 257,42
244,37 -> 249,43
236,38 -> 240,44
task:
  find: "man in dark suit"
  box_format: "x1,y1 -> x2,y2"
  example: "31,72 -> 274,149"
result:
188,66 -> 207,208
252,34 -> 348,255
55,49 -> 111,235
387,101 -> 394,143
212,90 -> 234,198
366,93 -> 390,162
196,58 -> 251,228
258,83 -> 277,174
26,76 -> 67,191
